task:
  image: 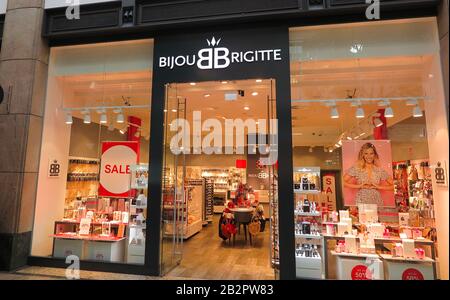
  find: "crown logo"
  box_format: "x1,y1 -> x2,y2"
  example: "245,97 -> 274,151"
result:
206,37 -> 221,47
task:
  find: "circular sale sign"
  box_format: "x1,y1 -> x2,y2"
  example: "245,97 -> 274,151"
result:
99,143 -> 138,196
402,268 -> 424,280
351,265 -> 370,280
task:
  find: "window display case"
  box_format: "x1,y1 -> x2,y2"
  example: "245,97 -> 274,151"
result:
293,166 -> 324,279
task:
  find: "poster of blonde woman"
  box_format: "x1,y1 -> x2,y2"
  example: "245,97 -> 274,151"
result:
342,140 -> 395,207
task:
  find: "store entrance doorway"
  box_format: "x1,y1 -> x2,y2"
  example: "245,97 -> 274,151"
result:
160,79 -> 278,279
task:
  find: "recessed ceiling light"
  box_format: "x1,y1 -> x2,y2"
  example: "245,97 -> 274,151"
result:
221,81 -> 228,84
244,106 -> 250,111
190,82 -> 196,86
256,79 -> 263,83
172,109 -> 177,112
251,92 -> 258,96
164,109 -> 168,112
204,94 -> 211,98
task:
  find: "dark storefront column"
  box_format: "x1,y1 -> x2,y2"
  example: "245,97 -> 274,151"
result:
0,0 -> 48,270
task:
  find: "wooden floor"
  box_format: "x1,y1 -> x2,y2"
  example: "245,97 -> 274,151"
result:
166,215 -> 275,280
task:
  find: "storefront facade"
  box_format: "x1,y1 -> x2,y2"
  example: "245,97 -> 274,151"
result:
0,0 -> 448,280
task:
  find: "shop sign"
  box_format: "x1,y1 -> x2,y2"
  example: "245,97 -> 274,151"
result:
433,161 -> 447,187
158,37 -> 282,71
48,158 -> 61,178
99,141 -> 139,197
351,265 -> 370,280
322,174 -> 337,211
402,268 -> 424,280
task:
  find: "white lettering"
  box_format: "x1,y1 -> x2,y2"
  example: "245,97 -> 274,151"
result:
197,48 -> 213,69
214,47 -> 230,69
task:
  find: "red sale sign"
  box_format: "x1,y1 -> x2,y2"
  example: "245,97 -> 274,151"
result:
351,265 -> 370,280
402,268 -> 424,280
98,141 -> 139,197
322,174 -> 337,211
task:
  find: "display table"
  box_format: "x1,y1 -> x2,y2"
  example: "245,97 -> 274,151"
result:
323,235 -> 437,279
379,254 -> 435,280
52,234 -> 126,262
331,251 -> 384,280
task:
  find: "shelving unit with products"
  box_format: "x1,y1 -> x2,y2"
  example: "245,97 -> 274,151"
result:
64,157 -> 100,217
293,167 -> 324,279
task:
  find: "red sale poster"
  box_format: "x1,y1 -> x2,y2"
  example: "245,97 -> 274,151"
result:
98,141 -> 139,197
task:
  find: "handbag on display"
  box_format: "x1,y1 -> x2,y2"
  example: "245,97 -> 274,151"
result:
248,217 -> 261,236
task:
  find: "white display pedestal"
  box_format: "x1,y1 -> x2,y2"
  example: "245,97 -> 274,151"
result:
380,254 -> 435,280
86,239 -> 125,262
53,239 -> 85,259
332,251 -> 384,280
295,256 -> 323,279
127,243 -> 145,264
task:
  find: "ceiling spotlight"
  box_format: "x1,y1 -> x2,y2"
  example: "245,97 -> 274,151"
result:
65,112 -> 73,125
100,113 -> 107,124
164,109 -> 168,113
374,117 -> 384,127
204,94 -> 211,98
329,148 -> 334,153
384,106 -> 394,118
355,106 -> 365,119
190,82 -> 196,86
413,105 -> 423,117
83,110 -> 91,124
335,143 -> 340,148
171,109 -> 177,113
221,81 -> 228,84
119,126 -> 127,135
346,136 -> 353,140
244,106 -> 250,111
251,92 -> 259,96
114,108 -> 125,124
256,79 -> 263,83
330,106 -> 339,119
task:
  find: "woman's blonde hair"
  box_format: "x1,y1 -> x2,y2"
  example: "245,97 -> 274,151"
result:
357,142 -> 380,169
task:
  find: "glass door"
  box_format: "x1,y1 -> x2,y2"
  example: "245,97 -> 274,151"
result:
160,83 -> 186,275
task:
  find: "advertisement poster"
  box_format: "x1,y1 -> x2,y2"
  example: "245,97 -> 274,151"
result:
342,140 -> 395,207
98,141 -> 139,197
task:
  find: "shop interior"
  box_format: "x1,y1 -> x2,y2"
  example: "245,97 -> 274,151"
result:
161,79 -> 277,280
289,18 -> 445,280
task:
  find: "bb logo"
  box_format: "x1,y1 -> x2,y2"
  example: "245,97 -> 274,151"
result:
197,37 -> 230,70
435,162 -> 446,184
402,268 -> 424,280
49,159 -> 61,177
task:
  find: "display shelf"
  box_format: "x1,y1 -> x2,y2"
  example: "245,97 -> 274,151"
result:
330,250 -> 380,259
295,234 -> 322,240
379,253 -> 435,263
294,190 -> 321,194
294,211 -> 321,217
51,234 -> 126,242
